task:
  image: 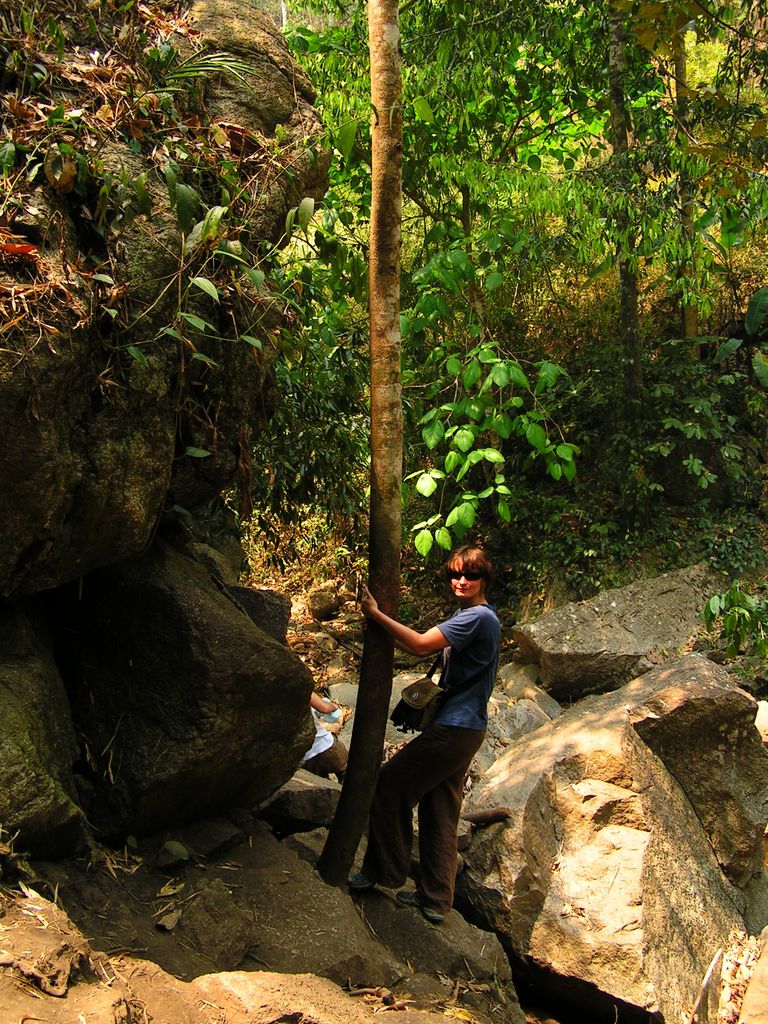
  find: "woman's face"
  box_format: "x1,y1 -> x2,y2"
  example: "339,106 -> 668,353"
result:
447,564 -> 486,606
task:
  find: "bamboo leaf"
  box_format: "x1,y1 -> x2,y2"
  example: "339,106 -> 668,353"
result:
338,120 -> 357,160
191,276 -> 220,303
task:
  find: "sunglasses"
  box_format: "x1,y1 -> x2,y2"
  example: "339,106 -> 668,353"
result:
446,569 -> 483,581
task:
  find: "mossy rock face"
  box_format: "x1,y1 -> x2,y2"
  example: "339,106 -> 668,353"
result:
0,0 -> 328,602
0,607 -> 84,856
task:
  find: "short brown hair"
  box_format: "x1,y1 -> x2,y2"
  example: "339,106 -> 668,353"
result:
445,545 -> 494,586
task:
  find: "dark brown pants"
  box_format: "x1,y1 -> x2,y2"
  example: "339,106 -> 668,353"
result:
361,724 -> 484,913
304,736 -> 348,782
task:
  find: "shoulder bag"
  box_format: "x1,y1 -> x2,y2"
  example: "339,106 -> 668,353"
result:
389,655 -> 444,734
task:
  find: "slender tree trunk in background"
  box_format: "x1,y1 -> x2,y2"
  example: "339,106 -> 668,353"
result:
673,29 -> 699,349
318,0 -> 403,885
607,2 -> 641,402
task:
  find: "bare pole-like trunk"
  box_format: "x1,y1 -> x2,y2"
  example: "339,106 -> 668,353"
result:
608,1 -> 641,402
318,0 -> 403,885
673,28 -> 699,347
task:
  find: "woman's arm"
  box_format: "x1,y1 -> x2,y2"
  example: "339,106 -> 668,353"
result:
361,587 -> 449,656
310,691 -> 337,715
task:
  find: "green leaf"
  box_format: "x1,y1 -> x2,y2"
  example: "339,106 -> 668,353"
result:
446,355 -> 462,376
178,312 -> 212,333
714,337 -> 742,362
164,164 -> 177,202
752,351 -> 768,387
127,345 -> 149,367
491,363 -> 510,386
0,140 -> 16,174
297,196 -> 315,231
444,450 -> 462,473
497,499 -> 511,522
481,448 -> 505,464
245,267 -> 266,290
463,360 -> 482,389
485,271 -> 503,292
466,398 -> 485,420
135,171 -> 152,215
413,96 -> 435,122
745,286 -> 768,337
337,120 -> 357,160
185,446 -> 212,458
507,363 -> 530,389
174,182 -> 200,234
453,428 -> 475,452
526,153 -> 542,171
525,422 -> 547,450
456,501 -> 476,528
491,412 -> 514,438
191,352 -> 219,366
414,528 -> 434,557
562,459 -> 576,481
549,462 -> 563,481
416,472 -> 439,497
162,840 -> 190,861
422,418 -> 445,450
241,334 -> 263,349
191,276 -> 220,303
435,527 -> 452,550
93,273 -> 114,284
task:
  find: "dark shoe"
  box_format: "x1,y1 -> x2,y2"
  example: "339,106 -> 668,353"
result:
348,871 -> 375,891
395,889 -> 444,924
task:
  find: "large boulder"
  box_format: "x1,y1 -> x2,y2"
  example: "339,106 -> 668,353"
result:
512,564 -> 724,698
0,606 -> 84,856
47,540 -> 315,836
0,0 -> 329,602
458,655 -> 768,1023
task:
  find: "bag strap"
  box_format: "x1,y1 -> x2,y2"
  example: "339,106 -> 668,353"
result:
428,650 -> 482,701
425,654 -> 443,679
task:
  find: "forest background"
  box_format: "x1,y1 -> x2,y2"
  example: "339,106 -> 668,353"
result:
241,0 -> 768,665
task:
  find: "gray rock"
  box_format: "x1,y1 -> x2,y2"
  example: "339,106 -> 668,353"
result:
355,889 -> 524,1024
472,696 -> 553,775
258,770 -> 341,833
231,587 -> 292,644
512,564 -> 724,698
497,662 -> 562,719
55,541 -> 315,836
0,606 -> 84,856
307,582 -> 343,621
459,654 -> 768,1023
180,878 -> 253,970
227,823 -> 406,987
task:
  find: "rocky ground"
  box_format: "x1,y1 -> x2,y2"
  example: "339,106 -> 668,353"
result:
0,585 -> 533,1024
1,569 -> 767,1024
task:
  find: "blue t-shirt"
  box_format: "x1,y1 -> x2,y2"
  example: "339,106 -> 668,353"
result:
432,603 -> 500,731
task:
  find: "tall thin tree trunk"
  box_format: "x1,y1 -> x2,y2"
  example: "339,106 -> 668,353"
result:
673,29 -> 699,347
608,2 -> 641,401
318,0 -> 403,885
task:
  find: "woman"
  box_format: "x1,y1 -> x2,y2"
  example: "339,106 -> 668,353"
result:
348,545 -> 500,924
